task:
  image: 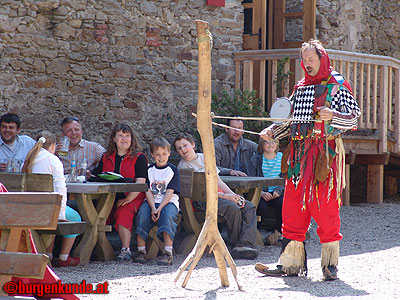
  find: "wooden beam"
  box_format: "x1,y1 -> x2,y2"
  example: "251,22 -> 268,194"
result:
0,193 -> 61,230
0,252 -> 48,279
389,153 -> 400,167
385,169 -> 400,177
384,176 -> 397,195
367,165 -> 384,204
354,153 -> 390,165
242,60 -> 254,91
345,152 -> 356,165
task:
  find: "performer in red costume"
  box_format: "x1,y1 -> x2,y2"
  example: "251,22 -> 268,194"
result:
255,40 -> 360,280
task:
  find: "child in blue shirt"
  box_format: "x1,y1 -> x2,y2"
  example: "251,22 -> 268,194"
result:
134,138 -> 180,265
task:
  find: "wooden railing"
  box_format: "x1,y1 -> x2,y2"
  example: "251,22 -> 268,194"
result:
234,49 -> 400,154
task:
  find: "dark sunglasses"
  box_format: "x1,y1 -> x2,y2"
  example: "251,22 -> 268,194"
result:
61,116 -> 80,127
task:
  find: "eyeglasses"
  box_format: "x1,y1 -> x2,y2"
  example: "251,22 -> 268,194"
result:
61,116 -> 80,127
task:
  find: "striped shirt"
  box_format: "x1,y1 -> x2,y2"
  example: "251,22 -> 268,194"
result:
262,152 -> 282,192
59,139 -> 105,174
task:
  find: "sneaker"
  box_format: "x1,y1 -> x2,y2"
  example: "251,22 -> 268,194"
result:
264,230 -> 282,246
158,251 -> 173,265
57,256 -> 80,267
231,246 -> 258,260
116,249 -> 132,262
322,265 -> 338,281
133,251 -> 147,264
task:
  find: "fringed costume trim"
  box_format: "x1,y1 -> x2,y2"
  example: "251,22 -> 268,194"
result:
321,241 -> 340,268
279,240 -> 307,276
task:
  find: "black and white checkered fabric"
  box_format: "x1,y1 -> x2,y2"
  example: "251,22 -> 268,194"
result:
291,86 -> 315,124
330,87 -> 360,130
272,83 -> 360,139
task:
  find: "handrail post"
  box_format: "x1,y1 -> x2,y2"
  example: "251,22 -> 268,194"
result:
395,69 -> 400,152
242,60 -> 254,91
379,65 -> 388,153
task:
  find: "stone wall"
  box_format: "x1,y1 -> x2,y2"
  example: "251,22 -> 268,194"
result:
0,0 -> 399,154
316,0 -> 400,59
0,0 -> 243,150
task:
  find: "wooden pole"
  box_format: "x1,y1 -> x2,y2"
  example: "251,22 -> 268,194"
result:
174,20 -> 242,290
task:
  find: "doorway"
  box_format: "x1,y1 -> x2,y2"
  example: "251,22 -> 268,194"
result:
242,0 -> 316,109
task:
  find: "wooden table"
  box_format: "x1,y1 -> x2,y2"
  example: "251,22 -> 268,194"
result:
220,176 -> 285,207
67,182 -> 147,264
220,176 -> 285,246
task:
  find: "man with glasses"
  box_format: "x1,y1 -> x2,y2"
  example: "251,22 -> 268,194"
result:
58,116 -> 105,175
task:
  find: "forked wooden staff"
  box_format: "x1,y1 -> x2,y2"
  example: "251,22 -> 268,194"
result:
174,20 -> 242,290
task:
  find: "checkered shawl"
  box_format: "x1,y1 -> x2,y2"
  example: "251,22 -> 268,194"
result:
271,82 -> 360,140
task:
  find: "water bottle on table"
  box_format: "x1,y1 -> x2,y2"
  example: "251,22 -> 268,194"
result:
69,155 -> 77,183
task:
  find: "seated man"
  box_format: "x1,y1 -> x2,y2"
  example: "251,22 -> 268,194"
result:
0,113 -> 36,171
214,118 -> 257,176
57,116 -> 106,174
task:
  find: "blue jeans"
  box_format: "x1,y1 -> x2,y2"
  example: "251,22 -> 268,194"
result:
135,201 -> 178,242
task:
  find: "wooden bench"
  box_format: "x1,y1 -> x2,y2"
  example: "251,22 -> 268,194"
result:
177,169 -> 281,255
0,173 -> 87,255
0,192 -> 62,296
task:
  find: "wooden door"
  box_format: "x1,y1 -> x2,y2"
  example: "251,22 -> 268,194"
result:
241,0 -> 316,107
242,0 -> 267,102
273,0 -> 316,49
266,0 -> 316,108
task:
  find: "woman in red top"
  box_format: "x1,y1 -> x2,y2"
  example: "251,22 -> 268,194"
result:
92,123 -> 147,262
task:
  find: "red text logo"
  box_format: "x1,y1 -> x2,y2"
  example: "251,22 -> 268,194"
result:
3,280 -> 109,297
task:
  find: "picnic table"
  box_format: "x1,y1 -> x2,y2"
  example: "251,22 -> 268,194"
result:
66,182 -> 147,264
220,176 -> 285,207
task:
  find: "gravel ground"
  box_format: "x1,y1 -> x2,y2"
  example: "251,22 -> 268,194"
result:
56,199 -> 400,300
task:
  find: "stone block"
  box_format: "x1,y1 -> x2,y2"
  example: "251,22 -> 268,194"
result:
66,1 -> 87,11
36,0 -> 60,12
0,18 -> 21,32
94,84 -> 116,95
21,47 -> 37,57
178,51 -> 193,61
146,27 -> 162,47
140,1 -> 158,16
102,63 -> 136,78
47,58 -> 70,74
69,19 -> 82,28
24,78 -> 55,88
54,23 -> 76,39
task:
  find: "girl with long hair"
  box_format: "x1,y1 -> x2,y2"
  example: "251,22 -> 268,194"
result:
23,130 -> 81,267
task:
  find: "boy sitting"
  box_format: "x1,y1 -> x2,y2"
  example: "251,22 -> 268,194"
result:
134,138 -> 180,265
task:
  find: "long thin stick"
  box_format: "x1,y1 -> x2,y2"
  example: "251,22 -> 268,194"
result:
193,112 -> 320,122
211,122 -> 263,135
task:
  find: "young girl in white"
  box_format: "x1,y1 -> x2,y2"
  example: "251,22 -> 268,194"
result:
23,131 -> 81,267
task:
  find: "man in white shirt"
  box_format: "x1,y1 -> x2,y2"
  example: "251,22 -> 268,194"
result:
0,113 -> 35,171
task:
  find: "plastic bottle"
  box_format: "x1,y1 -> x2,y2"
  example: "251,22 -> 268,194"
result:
69,155 -> 77,183
79,160 -> 87,182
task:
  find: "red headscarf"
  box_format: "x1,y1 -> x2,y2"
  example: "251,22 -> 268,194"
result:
294,41 -> 352,93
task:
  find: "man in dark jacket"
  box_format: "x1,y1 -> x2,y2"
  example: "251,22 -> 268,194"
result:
214,118 -> 257,176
